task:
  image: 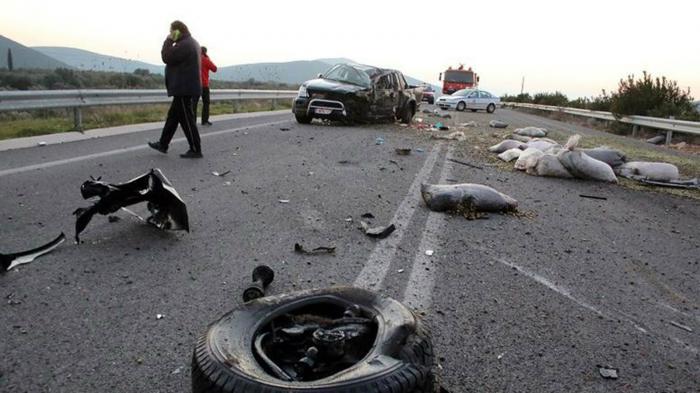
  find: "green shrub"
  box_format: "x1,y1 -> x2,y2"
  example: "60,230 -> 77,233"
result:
609,72 -> 698,120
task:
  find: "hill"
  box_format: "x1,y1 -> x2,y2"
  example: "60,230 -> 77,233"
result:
0,35 -> 70,70
33,46 -> 164,75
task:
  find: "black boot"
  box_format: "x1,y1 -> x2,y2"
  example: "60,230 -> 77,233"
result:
180,150 -> 203,158
148,141 -> 168,154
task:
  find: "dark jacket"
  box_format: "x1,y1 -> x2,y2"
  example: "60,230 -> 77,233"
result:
162,33 -> 202,97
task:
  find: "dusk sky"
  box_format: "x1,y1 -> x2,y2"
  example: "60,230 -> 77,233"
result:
2,0 -> 698,98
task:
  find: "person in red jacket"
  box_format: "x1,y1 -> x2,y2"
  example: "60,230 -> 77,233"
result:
194,46 -> 217,126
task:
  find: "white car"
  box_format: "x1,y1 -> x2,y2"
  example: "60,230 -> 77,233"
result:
436,89 -> 500,113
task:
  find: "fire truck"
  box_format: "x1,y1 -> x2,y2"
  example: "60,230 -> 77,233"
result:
439,65 -> 479,95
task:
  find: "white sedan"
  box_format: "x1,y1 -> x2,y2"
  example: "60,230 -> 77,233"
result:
436,89 -> 500,113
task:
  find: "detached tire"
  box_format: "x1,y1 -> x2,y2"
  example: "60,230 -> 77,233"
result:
295,113 -> 312,124
192,287 -> 436,393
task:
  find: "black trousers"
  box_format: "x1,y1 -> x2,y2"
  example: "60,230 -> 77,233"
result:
159,96 -> 201,153
194,87 -> 211,124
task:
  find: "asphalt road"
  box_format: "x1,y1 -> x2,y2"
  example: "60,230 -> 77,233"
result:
1,107 -> 698,393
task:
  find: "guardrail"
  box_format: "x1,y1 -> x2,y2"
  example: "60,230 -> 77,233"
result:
0,89 -> 298,130
504,102 -> 700,144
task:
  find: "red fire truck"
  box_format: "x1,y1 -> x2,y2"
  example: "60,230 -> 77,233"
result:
439,65 -> 479,95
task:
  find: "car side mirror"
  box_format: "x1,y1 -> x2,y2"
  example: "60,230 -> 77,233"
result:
317,73 -> 323,78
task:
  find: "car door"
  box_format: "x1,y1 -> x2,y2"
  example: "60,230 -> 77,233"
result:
373,74 -> 393,119
478,91 -> 492,109
465,90 -> 479,109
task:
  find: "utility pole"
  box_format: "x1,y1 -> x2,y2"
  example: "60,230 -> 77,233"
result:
520,76 -> 524,95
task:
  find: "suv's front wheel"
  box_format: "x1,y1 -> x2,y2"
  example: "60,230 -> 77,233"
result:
295,113 -> 312,124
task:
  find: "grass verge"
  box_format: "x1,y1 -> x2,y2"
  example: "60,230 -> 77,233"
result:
0,100 -> 291,140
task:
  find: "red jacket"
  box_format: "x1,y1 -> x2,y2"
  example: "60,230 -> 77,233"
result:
200,54 -> 217,88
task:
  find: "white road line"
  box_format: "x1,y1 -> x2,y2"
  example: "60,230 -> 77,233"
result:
0,120 -> 289,178
478,248 -> 699,354
354,143 -> 444,289
402,144 -> 454,311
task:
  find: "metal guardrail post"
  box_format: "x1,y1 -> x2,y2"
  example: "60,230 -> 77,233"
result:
232,100 -> 240,113
665,116 -> 674,145
632,125 -> 639,137
73,107 -> 83,131
271,98 -> 277,110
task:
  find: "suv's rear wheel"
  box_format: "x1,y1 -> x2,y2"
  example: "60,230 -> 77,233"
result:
456,102 -> 466,112
486,103 -> 496,113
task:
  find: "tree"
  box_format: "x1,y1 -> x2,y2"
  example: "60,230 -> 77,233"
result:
133,68 -> 150,76
7,48 -> 13,71
609,71 -> 698,120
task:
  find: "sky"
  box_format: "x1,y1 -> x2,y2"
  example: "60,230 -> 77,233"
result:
1,0 -> 698,98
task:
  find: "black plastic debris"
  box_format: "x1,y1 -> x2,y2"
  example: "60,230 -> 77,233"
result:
360,213 -> 375,219
579,194 -> 608,201
73,169 -> 189,242
395,148 -> 412,156
361,221 -> 396,239
598,366 -> 619,379
242,265 -> 275,302
108,215 -> 121,223
1,232 -> 66,273
447,158 -> 483,170
294,243 -> 336,255
280,127 -> 291,131
211,170 -> 231,177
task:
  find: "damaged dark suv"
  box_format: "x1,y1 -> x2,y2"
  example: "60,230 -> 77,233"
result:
293,63 -> 422,124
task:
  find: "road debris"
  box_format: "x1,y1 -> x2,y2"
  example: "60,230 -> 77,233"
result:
395,148 -> 412,155
557,135 -> 618,182
1,232 -> 66,273
421,183 -> 518,214
360,221 -> 396,239
617,161 -> 680,182
459,121 -> 478,127
425,250 -> 434,256
598,366 -> 619,380
580,148 -> 627,168
489,140 -> 526,153
38,141 -> 47,146
514,126 -> 548,137
579,194 -> 608,200
447,158 -> 483,170
156,314 -> 164,320
626,177 -> 700,189
212,170 -> 231,177
498,148 -> 522,162
646,135 -> 665,145
375,137 -> 385,145
489,120 -> 508,129
72,169 -> 189,242
526,153 -> 573,178
432,131 -> 466,141
278,199 -> 290,204
361,213 -> 375,219
397,269 -> 405,273
108,215 -> 121,223
514,148 -> 544,171
279,127 -> 291,131
669,321 -> 693,333
242,265 -> 275,302
294,243 -> 336,255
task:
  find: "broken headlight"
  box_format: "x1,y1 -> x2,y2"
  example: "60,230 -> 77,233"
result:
298,85 -> 309,98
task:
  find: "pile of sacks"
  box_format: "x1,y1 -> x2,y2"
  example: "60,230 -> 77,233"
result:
489,131 -> 683,184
